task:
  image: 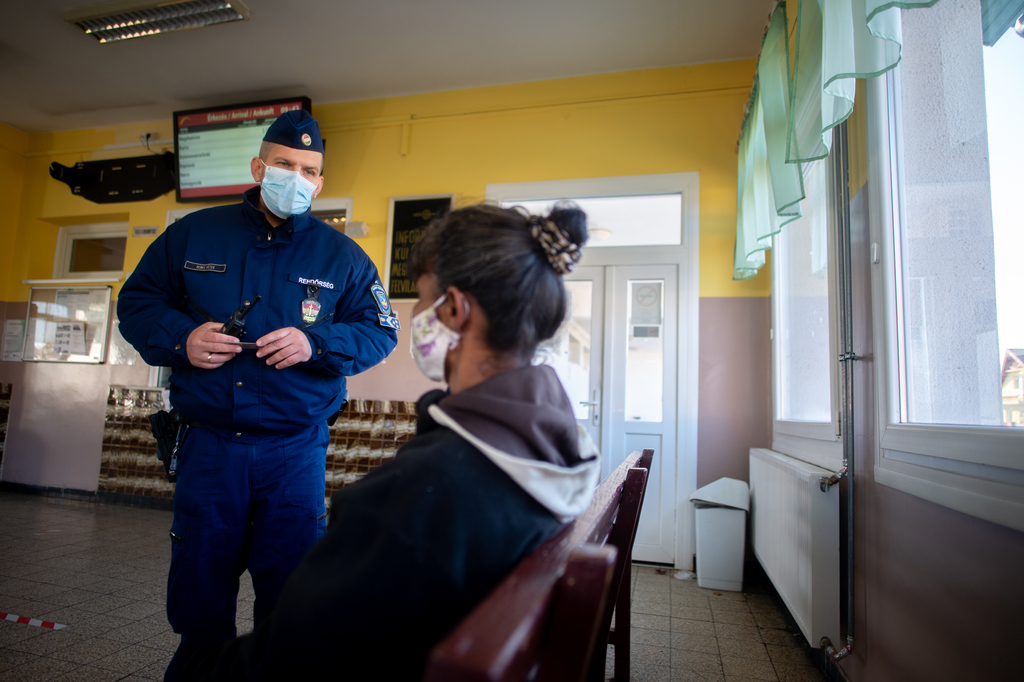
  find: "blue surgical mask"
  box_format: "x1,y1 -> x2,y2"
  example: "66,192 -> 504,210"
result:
259,160 -> 317,218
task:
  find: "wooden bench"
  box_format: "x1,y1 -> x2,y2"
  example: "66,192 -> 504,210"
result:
424,448 -> 655,682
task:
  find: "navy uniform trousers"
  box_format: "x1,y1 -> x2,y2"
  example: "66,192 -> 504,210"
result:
164,422 -> 329,681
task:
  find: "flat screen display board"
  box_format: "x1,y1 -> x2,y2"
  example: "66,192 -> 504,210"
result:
173,96 -> 311,202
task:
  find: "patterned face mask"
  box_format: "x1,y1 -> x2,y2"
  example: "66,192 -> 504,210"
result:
409,294 -> 461,382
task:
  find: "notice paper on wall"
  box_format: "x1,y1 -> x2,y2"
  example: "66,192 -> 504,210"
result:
25,286 -> 111,363
53,322 -> 87,356
55,291 -> 90,317
2,320 -> 25,361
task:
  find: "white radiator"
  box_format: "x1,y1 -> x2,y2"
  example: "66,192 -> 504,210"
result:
749,448 -> 839,648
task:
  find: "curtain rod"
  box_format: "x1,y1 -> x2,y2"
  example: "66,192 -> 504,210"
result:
736,1 -> 783,153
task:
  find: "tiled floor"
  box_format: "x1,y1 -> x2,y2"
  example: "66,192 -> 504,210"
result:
0,492 -> 826,681
0,494 -> 215,680
613,563 -> 828,681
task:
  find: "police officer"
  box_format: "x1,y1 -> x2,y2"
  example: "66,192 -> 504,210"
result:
117,110 -> 398,681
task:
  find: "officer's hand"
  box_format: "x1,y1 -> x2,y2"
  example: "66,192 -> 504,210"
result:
256,327 -> 312,369
187,322 -> 243,369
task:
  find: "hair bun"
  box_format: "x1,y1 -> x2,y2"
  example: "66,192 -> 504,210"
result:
528,204 -> 587,275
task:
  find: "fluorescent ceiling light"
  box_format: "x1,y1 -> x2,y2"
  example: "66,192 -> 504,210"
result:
66,0 -> 249,43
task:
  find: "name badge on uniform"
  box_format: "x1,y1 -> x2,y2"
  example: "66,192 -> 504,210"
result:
301,285 -> 321,324
184,261 -> 226,273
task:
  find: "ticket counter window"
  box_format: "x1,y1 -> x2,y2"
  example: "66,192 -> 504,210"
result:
54,223 -> 128,280
70,237 -> 125,273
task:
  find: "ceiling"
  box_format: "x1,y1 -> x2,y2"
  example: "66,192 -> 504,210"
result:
1,0 -> 774,135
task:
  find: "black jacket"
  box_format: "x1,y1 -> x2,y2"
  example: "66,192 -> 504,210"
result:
185,366 -> 599,681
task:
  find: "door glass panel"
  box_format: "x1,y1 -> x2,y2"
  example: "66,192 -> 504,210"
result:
502,194 -> 682,247
625,280 -> 663,422
538,280 -> 594,420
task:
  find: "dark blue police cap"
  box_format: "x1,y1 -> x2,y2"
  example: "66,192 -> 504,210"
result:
263,110 -> 324,155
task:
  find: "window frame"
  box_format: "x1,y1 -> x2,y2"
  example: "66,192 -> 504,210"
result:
867,66 -> 1024,532
770,156 -> 844,473
52,222 -> 128,281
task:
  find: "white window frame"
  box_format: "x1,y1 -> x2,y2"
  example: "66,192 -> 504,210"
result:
867,71 -> 1024,532
770,157 -> 843,473
52,222 -> 128,281
310,196 -> 355,226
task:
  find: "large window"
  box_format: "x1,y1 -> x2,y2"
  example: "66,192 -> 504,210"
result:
774,160 -> 834,424
771,156 -> 842,470
869,0 -> 1024,530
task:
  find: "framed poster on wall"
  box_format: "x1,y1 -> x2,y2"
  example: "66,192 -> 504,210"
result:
23,286 -> 111,363
383,194 -> 454,300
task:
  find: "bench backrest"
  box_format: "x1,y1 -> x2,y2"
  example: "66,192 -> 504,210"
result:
424,448 -> 654,682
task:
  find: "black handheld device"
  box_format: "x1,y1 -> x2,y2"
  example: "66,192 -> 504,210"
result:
220,295 -> 261,341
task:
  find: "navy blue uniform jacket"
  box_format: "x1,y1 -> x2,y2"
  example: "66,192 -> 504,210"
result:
117,187 -> 398,436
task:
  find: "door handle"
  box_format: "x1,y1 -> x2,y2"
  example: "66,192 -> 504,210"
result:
581,390 -> 600,426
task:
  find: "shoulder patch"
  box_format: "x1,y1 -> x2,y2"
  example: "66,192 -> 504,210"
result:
370,283 -> 392,316
378,313 -> 401,331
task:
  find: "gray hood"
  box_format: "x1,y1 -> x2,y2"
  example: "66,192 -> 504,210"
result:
431,365 -> 600,521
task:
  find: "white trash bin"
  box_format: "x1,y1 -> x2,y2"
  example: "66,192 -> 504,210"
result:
689,477 -> 750,592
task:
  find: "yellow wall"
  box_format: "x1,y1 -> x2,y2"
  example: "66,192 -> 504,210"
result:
0,60 -> 771,302
848,79 -> 869,198
0,124 -> 29,293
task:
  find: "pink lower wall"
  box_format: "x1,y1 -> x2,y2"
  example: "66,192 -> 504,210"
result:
849,458 -> 1024,681
346,301 -> 442,400
0,301 -> 150,490
696,296 -> 772,488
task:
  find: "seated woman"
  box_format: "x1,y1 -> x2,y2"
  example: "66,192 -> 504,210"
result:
178,203 -> 599,681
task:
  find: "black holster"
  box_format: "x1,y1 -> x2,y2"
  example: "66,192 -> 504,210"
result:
149,409 -> 190,483
327,399 -> 349,426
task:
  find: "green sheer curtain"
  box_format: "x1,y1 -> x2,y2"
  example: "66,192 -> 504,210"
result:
980,0 -> 1024,45
734,5 -> 802,279
734,86 -> 774,279
734,0 -> 939,279
788,0 -> 938,165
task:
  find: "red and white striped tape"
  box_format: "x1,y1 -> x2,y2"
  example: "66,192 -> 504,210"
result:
1,611 -> 66,630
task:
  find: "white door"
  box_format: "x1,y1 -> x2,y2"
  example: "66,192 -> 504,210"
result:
603,265 -> 678,564
549,264 -> 678,564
